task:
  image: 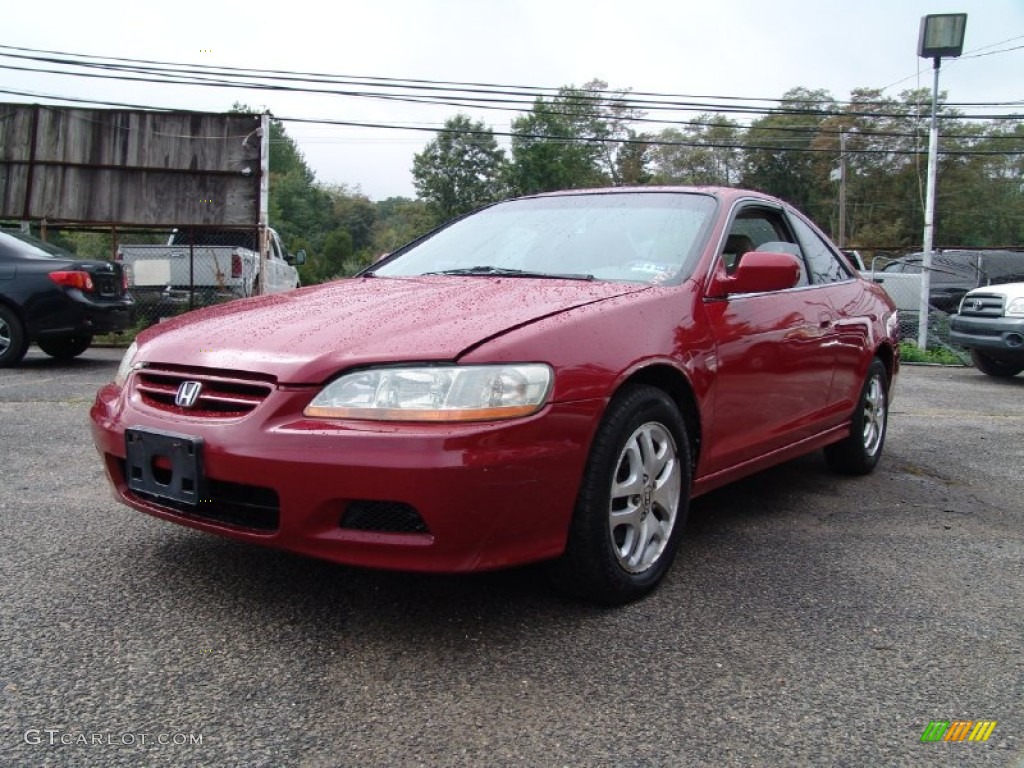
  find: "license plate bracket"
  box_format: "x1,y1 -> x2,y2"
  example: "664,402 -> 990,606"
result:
125,427 -> 205,506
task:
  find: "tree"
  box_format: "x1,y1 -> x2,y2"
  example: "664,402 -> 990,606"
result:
370,197 -> 435,255
508,80 -> 642,194
412,115 -> 506,223
741,87 -> 836,213
325,185 -> 378,254
615,131 -> 653,185
299,229 -> 353,284
650,115 -> 741,186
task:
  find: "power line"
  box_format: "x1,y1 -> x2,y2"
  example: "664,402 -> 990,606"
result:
2,87 -> 1020,158
1,41 -> 1021,160
1,44 -> 1021,120
3,55 -> 1022,146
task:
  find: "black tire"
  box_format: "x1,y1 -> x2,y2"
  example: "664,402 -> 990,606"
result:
548,385 -> 691,605
0,304 -> 28,367
970,349 -> 1023,378
825,358 -> 889,475
36,334 -> 93,360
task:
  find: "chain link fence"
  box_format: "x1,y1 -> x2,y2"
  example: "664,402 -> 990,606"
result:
116,227 -> 263,329
859,248 -> 1024,364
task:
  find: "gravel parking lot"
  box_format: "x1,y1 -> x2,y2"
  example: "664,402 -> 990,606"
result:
1,348 -> 1021,767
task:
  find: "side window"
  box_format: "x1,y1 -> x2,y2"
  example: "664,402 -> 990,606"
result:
790,215 -> 851,284
722,208 -> 808,287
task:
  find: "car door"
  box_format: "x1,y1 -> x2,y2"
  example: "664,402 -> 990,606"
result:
787,211 -> 868,421
701,204 -> 839,474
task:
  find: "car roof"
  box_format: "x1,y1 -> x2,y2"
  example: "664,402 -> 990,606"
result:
522,185 -> 782,206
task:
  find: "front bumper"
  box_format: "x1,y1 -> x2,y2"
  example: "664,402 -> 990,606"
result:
91,381 -> 604,572
949,314 -> 1024,359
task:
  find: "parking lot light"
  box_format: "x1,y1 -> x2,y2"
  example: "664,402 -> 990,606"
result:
916,13 -> 967,350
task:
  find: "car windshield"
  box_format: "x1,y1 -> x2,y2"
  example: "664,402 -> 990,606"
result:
371,192 -> 717,285
0,231 -> 74,260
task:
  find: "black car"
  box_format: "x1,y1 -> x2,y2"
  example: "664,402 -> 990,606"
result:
881,250 -> 1024,313
0,231 -> 134,366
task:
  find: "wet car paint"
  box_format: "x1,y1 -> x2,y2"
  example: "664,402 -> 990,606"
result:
90,187 -> 899,573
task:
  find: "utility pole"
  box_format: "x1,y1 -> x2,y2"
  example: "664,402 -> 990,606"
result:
258,112 -> 270,296
838,130 -> 847,248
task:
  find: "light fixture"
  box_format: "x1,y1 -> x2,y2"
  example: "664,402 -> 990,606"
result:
915,13 -> 967,350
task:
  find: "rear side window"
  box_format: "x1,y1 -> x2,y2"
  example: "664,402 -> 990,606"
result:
789,215 -> 851,284
0,232 -> 64,260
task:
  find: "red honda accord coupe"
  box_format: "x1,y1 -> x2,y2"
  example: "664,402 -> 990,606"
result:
91,187 -> 899,604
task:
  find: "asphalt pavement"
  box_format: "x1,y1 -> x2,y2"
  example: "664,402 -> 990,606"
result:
1,348 -> 1021,767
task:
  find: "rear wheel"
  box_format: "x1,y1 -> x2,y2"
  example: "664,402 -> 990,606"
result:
825,358 -> 888,475
0,304 -> 28,367
548,385 -> 691,605
37,334 -> 93,360
971,349 -> 1023,378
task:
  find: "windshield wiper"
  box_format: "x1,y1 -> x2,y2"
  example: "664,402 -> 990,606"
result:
422,266 -> 594,281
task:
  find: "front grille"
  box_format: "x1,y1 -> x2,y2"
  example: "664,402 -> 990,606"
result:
135,366 -> 274,417
958,293 -> 1005,317
341,501 -> 429,533
118,459 -> 280,531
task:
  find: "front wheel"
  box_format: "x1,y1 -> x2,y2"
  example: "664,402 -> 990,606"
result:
971,349 -> 1023,378
548,385 -> 691,605
824,358 -> 889,475
37,334 -> 93,360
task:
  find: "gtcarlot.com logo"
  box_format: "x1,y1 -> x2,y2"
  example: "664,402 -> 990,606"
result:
920,720 -> 997,742
24,729 -> 203,747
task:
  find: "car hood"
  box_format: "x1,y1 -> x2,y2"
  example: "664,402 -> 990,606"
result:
963,281 -> 1024,301
137,276 -> 648,383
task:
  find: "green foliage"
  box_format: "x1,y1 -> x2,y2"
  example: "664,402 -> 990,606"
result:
508,80 -> 640,194
741,88 -> 835,213
233,85 -> 1023,288
300,229 -> 352,283
370,197 -> 435,255
615,131 -> 653,185
650,115 -> 741,186
412,115 -> 506,223
327,186 -> 378,253
899,340 -> 965,365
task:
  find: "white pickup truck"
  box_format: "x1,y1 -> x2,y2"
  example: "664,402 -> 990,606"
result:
116,228 -> 304,305
950,282 -> 1024,378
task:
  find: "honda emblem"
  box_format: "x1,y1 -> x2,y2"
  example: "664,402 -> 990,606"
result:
175,381 -> 203,409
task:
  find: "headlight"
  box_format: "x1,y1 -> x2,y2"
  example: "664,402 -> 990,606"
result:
304,364 -> 553,422
1006,297 -> 1024,317
113,341 -> 140,387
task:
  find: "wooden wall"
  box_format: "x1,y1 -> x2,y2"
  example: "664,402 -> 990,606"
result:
0,106 -> 262,227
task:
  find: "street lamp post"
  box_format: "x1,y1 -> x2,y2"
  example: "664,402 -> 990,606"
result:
916,13 -> 967,350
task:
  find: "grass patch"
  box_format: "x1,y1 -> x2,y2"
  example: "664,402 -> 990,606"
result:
899,340 -> 965,365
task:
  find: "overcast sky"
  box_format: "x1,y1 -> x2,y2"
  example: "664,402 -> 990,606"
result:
2,0 -> 1022,200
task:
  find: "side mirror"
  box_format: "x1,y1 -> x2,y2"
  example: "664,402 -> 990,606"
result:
711,251 -> 801,296
290,249 -> 307,266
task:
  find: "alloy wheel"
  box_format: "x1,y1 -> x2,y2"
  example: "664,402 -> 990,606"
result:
608,422 -> 682,574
